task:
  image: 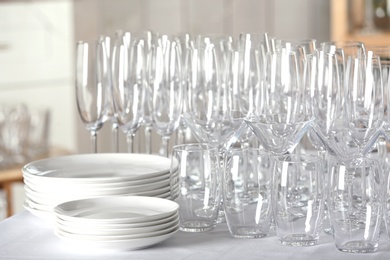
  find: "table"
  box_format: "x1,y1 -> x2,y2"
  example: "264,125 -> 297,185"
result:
1,211 -> 390,259
0,147 -> 72,217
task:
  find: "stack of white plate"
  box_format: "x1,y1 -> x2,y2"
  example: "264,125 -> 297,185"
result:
53,196 -> 179,251
22,153 -> 179,219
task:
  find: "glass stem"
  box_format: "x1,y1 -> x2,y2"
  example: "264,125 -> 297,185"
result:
160,136 -> 170,157
112,122 -> 119,153
144,125 -> 152,154
90,130 -> 98,153
126,133 -> 134,153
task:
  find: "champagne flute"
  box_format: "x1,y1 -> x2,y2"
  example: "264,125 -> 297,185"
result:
75,39 -> 110,153
344,51 -> 384,159
111,34 -> 146,153
149,35 -> 183,157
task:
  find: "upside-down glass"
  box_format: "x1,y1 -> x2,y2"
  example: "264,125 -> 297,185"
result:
223,148 -> 273,238
170,143 -> 221,232
328,157 -> 383,253
75,39 -> 110,153
273,154 -> 325,246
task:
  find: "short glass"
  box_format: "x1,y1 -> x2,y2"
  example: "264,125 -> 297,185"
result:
223,148 -> 273,238
328,157 -> 383,253
170,143 -> 221,232
273,153 -> 325,246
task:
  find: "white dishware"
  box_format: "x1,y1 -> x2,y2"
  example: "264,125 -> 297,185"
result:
51,196 -> 180,251
54,196 -> 179,224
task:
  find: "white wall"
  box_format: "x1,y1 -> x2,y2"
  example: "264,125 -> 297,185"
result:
0,0 -> 76,153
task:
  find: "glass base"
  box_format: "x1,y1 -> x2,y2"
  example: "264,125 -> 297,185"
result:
279,234 -> 318,247
336,241 -> 378,253
216,208 -> 226,223
229,227 -> 268,239
180,221 -> 216,232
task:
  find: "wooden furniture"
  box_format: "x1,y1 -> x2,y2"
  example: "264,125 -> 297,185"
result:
331,0 -> 390,45
0,147 -> 72,217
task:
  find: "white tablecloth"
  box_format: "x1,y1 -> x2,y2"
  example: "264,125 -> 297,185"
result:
1,211 -> 390,259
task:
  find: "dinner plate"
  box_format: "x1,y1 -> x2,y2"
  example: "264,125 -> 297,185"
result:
23,153 -> 177,183
24,177 -> 170,195
54,196 -> 179,224
55,211 -> 179,230
23,201 -> 54,221
54,227 -> 178,251
23,171 -> 172,188
55,222 -> 179,241
24,186 -> 173,210
56,216 -> 179,236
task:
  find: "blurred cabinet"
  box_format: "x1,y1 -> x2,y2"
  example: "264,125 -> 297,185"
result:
331,0 -> 390,45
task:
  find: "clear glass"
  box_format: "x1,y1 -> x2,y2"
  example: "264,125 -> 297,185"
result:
328,157 -> 383,253
244,49 -> 313,155
75,40 -> 110,153
111,33 -> 145,153
149,35 -> 183,157
223,148 -> 273,238
273,154 -> 325,247
170,143 -> 221,232
344,52 -> 384,158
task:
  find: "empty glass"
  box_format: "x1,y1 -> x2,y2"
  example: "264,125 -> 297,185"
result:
328,157 -> 383,253
75,39 -> 110,153
272,154 -> 325,246
149,35 -> 183,157
223,148 -> 273,238
170,143 -> 221,232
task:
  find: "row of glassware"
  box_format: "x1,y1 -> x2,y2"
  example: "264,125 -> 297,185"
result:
75,30 -> 390,164
170,143 -> 388,254
0,103 -> 50,168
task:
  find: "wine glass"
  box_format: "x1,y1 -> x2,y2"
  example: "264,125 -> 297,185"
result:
75,39 -> 110,153
245,48 -> 314,155
344,51 -> 384,160
149,35 -> 183,157
367,45 -> 390,162
306,51 -> 353,158
111,33 -> 146,153
139,30 -> 155,154
98,35 -> 120,153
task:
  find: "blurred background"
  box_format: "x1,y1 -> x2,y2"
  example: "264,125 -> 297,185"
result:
0,0 -> 388,218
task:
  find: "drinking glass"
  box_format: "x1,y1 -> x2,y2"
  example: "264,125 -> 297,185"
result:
368,46 -> 390,161
149,35 -> 183,157
306,51 -> 355,159
182,36 -> 244,152
328,157 -> 383,253
170,143 -> 221,232
75,39 -> 110,153
111,34 -> 146,153
272,154 -> 325,246
223,148 -> 273,238
344,51 -> 384,158
244,48 -> 314,156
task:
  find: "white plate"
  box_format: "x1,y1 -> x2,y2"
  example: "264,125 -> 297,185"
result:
24,188 -> 173,213
54,196 -> 179,224
54,227 -> 178,251
24,177 -> 170,195
23,153 -> 177,183
56,211 -> 179,230
23,171 -> 172,189
25,183 -> 172,203
55,222 -> 179,241
23,201 -> 55,222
